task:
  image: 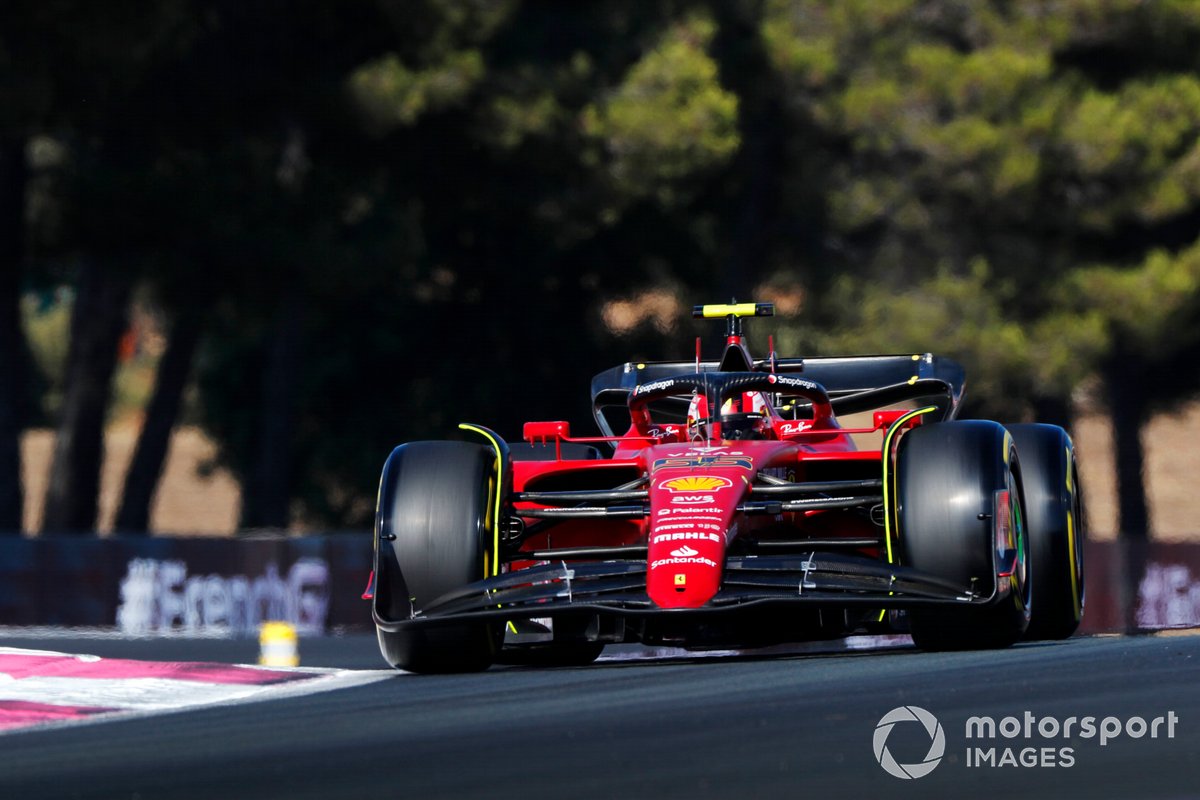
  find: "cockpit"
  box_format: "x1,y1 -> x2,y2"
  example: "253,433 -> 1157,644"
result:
686,391 -> 772,441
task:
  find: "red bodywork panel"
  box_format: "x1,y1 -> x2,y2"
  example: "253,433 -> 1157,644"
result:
645,442 -> 790,608
500,322 -> 929,612
512,430 -> 891,609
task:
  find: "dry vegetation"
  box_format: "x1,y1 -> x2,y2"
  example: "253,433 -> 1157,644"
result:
1073,404 -> 1200,541
16,404 -> 1200,539
22,423 -> 240,536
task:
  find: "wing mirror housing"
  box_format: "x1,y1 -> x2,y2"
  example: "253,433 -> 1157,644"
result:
874,410 -> 926,431
523,421 -> 571,443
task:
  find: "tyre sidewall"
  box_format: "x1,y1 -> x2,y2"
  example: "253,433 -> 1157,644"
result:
372,441 -> 499,672
897,420 -> 1030,648
375,441 -> 491,618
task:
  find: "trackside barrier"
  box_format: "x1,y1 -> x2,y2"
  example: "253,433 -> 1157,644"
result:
0,535 -> 369,636
0,536 -> 1195,635
1079,539 -> 1200,633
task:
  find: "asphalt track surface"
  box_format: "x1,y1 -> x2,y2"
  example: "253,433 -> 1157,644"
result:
1,633 -> 1198,799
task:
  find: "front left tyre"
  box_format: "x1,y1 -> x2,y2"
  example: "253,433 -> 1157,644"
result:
896,420 -> 1031,651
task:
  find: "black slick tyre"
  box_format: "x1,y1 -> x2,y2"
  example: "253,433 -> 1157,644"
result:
373,441 -> 501,673
1008,423 -> 1085,640
896,420 -> 1031,650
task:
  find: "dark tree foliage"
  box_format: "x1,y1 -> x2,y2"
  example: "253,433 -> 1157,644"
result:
113,307 -> 205,534
763,0 -> 1200,538
42,262 -> 134,533
7,0 -> 1200,537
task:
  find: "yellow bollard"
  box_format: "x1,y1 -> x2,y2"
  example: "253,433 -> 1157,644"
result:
259,621 -> 300,667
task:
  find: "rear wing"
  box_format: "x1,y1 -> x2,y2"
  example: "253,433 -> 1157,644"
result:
589,354 -> 966,438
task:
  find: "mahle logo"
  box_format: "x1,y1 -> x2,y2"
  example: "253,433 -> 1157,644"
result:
873,706 -> 946,779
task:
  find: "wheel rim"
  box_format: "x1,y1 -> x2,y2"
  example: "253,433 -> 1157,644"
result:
1008,457 -> 1031,621
1012,486 -> 1031,615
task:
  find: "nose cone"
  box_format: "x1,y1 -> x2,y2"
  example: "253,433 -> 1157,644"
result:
647,527 -> 727,608
645,469 -> 743,609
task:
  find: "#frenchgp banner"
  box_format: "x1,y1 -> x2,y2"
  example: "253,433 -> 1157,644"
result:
0,536 -> 370,636
0,536 -> 1196,635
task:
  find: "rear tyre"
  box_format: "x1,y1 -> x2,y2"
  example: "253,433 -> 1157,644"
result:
1008,424 -> 1085,640
373,441 -> 502,673
896,421 -> 1031,651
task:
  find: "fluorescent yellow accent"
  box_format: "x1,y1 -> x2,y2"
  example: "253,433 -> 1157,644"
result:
507,621 -> 518,634
911,354 -> 920,361
907,376 -> 918,385
1003,431 -> 1012,465
699,303 -> 758,318
458,423 -> 504,578
881,406 -> 939,565
1066,506 -> 1080,618
637,363 -> 645,369
876,609 -> 887,623
1066,452 -> 1081,620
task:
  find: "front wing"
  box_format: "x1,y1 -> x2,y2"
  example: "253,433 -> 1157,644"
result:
373,552 -> 1005,632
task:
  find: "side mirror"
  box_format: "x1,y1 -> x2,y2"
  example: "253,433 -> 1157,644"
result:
874,410 -> 924,431
523,421 -> 571,443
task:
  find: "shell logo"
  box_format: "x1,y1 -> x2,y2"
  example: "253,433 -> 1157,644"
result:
658,476 -> 733,493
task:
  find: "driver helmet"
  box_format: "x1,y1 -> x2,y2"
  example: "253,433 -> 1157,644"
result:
686,393 -> 711,441
687,391 -> 769,441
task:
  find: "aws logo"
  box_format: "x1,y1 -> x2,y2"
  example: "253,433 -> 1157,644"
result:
657,476 -> 733,493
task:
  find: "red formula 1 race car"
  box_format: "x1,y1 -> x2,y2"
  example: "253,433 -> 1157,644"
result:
365,303 -> 1085,672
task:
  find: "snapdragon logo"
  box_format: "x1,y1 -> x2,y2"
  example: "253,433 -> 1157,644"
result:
873,706 -> 946,779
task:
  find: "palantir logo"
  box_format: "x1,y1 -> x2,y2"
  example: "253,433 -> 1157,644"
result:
873,706 -> 946,779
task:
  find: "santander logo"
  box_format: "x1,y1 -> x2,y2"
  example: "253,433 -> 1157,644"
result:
669,545 -> 700,558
